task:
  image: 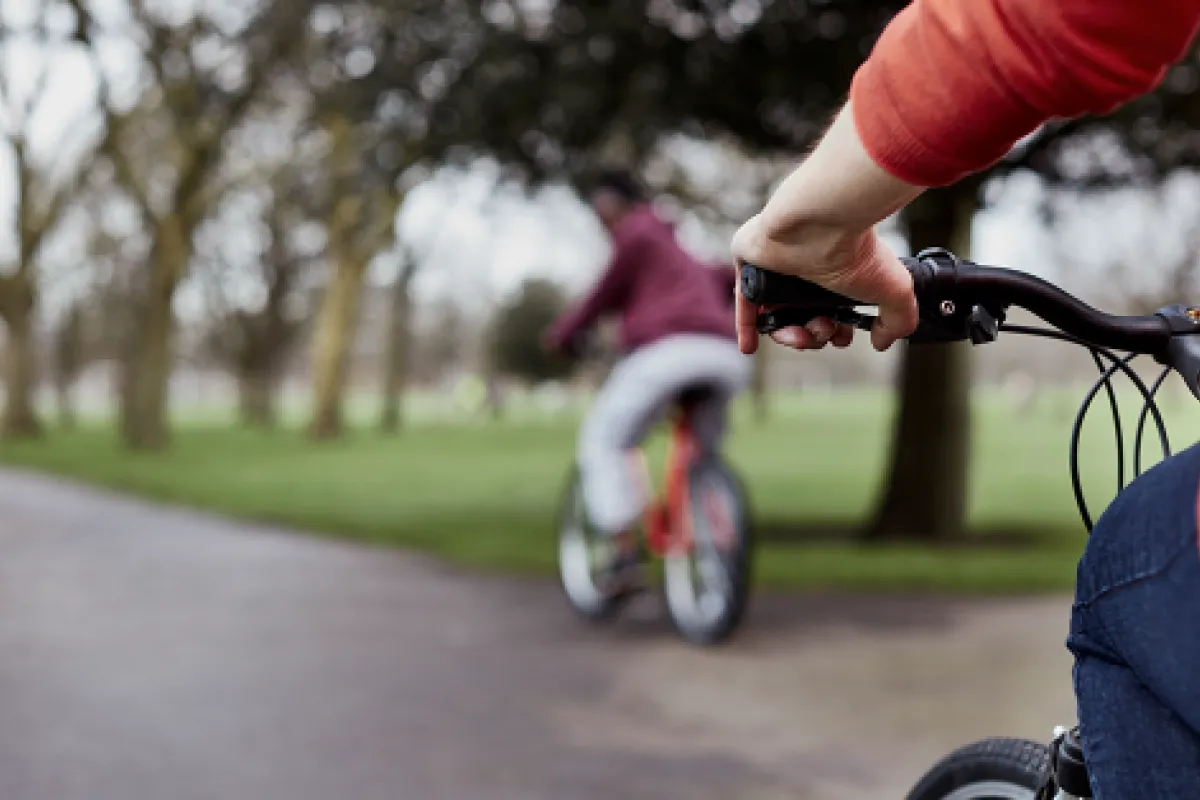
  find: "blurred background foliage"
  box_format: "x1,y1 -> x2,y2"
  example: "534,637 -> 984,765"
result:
1,0 -> 1199,586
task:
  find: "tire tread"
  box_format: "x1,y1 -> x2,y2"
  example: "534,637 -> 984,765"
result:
904,737 -> 1051,800
665,455 -> 753,645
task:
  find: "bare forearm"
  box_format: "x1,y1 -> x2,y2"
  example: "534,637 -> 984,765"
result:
731,103 -> 922,354
759,104 -> 923,242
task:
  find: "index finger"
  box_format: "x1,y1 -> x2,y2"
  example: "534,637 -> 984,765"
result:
735,283 -> 760,355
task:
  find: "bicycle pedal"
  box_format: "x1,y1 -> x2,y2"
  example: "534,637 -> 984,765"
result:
603,564 -> 647,599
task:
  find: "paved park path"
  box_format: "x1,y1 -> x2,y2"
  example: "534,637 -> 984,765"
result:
0,468 -> 1077,799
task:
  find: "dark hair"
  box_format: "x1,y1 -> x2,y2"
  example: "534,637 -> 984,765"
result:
590,169 -> 646,204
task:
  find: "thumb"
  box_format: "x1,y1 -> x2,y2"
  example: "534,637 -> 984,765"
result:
866,251 -> 919,352
870,296 -> 919,351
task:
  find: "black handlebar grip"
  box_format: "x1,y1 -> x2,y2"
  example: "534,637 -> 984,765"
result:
739,264 -> 862,308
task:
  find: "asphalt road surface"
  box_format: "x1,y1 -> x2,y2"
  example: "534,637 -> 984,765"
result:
0,469 -> 1077,799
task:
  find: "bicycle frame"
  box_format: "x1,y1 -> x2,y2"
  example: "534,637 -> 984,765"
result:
634,404 -> 700,558
1040,726 -> 1091,799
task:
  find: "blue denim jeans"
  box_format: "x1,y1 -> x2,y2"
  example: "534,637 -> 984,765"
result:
1068,441 -> 1200,797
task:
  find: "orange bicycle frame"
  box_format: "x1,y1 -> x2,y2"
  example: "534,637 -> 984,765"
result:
636,405 -> 700,557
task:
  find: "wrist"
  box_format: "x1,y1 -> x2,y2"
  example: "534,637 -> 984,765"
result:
761,103 -> 924,234
754,202 -> 864,270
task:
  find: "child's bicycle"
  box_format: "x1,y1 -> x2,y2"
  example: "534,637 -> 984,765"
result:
556,384 -> 754,646
743,248 -> 1200,799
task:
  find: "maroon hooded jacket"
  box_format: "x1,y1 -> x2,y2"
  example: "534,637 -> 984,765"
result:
546,205 -> 736,355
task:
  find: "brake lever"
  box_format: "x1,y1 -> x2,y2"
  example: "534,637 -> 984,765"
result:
755,307 -> 876,335
756,299 -> 1008,348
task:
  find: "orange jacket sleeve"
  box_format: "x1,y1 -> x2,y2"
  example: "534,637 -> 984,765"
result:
850,0 -> 1200,186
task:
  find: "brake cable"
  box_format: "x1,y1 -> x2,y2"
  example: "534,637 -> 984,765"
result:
999,324 -> 1172,532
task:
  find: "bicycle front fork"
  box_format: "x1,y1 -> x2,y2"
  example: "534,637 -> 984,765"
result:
1038,726 -> 1092,799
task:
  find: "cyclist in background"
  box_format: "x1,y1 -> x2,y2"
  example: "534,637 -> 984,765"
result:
729,0 -> 1200,795
544,171 -> 750,594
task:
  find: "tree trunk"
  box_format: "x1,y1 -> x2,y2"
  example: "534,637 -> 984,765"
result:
55,376 -> 74,431
484,375 -> 504,420
379,272 -> 413,433
750,346 -> 770,423
309,257 -> 367,439
2,298 -> 42,438
118,282 -> 175,450
119,224 -> 186,451
238,368 -> 277,428
865,184 -> 978,541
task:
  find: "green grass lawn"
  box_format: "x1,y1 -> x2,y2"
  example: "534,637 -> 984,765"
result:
2,388 -> 1195,593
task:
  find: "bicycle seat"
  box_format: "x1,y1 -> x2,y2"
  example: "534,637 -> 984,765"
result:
676,384 -> 719,410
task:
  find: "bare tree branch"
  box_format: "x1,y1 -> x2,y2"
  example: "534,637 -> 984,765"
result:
0,28 -> 16,135
19,48 -> 52,135
14,136 -> 30,267
67,0 -> 157,224
193,247 -> 245,357
177,10 -> 311,226
22,168 -> 89,269
99,117 -> 155,223
189,158 -> 277,221
351,190 -> 401,264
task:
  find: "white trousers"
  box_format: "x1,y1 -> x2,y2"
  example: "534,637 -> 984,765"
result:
577,334 -> 752,535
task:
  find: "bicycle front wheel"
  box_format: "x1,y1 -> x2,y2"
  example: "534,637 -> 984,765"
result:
663,455 -> 753,645
905,739 -> 1051,800
556,467 -> 627,623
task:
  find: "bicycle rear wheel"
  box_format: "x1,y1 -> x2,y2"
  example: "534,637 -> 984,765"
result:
663,455 -> 753,645
905,738 -> 1051,800
556,467 -> 628,622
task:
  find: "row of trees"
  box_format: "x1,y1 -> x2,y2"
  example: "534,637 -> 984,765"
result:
2,0 -> 460,444
434,0 -> 1200,541
4,0 -> 1199,542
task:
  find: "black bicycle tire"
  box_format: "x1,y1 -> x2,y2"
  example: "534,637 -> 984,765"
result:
664,455 -> 754,646
904,738 -> 1052,800
555,466 -> 627,623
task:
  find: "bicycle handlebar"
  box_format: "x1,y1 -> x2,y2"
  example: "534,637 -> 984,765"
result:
740,248 -> 1200,396
938,265 -> 1173,353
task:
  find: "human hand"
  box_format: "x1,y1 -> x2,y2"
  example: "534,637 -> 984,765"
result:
731,214 -> 917,354
730,102 -> 924,355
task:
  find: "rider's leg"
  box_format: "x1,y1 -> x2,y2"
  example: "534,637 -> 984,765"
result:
576,334 -> 751,536
1068,441 -> 1200,798
577,362 -> 665,538
681,352 -> 752,456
